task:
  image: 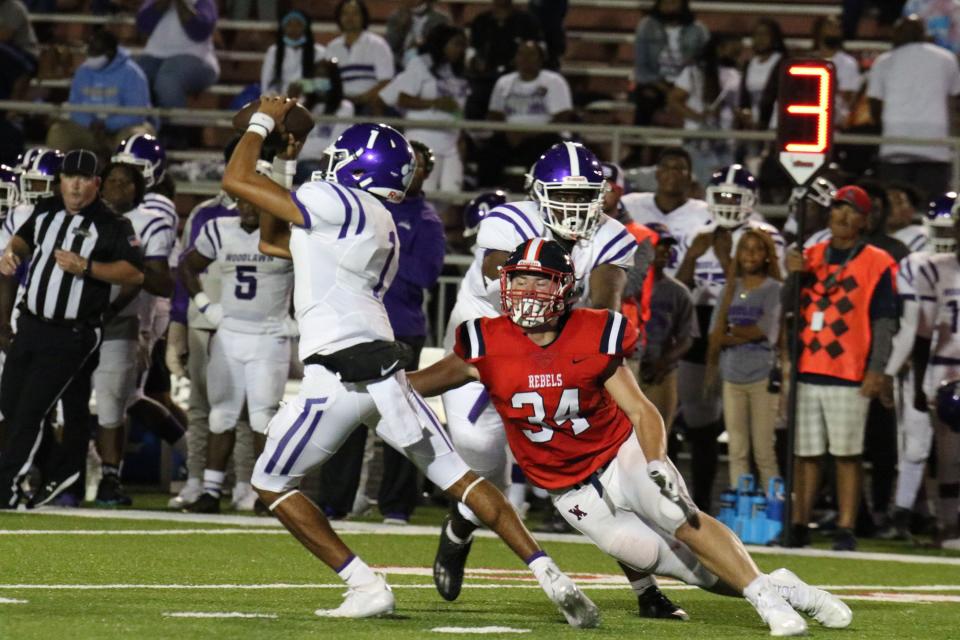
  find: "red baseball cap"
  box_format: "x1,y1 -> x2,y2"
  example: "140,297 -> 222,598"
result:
832,185 -> 872,216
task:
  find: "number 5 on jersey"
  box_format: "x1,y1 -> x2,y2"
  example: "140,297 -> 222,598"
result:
511,388 -> 590,443
235,265 -> 257,300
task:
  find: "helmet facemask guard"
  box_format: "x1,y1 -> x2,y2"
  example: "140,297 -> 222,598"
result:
928,209 -> 958,254
707,185 -> 756,229
500,263 -> 575,329
533,178 -> 604,241
0,181 -> 18,209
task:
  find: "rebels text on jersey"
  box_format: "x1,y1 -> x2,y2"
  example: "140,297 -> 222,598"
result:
454,309 -> 638,490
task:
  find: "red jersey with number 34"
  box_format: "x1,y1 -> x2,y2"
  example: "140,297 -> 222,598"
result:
454,309 -> 638,490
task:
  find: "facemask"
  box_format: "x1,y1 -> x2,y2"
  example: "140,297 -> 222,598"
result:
85,55 -> 110,70
284,35 -> 307,47
823,35 -> 842,48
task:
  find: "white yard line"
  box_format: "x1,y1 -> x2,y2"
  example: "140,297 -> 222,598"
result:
163,612 -> 278,619
0,597 -> 27,603
432,627 -> 531,634
8,507 -> 960,566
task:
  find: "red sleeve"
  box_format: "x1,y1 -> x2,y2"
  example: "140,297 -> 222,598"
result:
454,318 -> 487,364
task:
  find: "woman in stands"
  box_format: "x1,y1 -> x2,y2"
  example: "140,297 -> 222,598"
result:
260,10 -> 322,97
323,0 -> 395,114
294,60 -> 354,184
378,24 -> 470,194
737,18 -> 787,132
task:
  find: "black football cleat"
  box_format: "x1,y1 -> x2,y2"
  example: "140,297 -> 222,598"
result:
433,517 -> 473,601
183,492 -> 220,514
638,586 -> 689,621
95,474 -> 133,507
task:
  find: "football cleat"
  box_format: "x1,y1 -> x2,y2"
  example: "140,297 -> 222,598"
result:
231,483 -> 257,512
315,575 -> 395,618
745,576 -> 808,637
433,517 -> 473,601
541,565 -> 600,629
95,474 -> 132,507
168,481 -> 202,509
638,586 -> 689,621
27,472 -> 80,509
769,568 -> 852,629
182,492 -> 220,514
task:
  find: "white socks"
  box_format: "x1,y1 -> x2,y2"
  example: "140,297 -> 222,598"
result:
337,555 -> 378,590
202,469 -> 225,498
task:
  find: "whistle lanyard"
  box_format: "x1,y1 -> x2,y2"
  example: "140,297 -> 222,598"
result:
812,242 -> 864,297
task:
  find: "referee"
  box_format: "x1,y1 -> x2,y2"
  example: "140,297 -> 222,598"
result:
0,149 -> 144,509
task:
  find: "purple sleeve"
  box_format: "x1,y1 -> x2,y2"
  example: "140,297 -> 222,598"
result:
136,0 -> 165,36
398,211 -> 446,289
170,272 -> 189,324
180,0 -> 218,43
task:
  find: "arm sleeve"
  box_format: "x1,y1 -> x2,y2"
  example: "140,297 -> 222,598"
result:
374,36 -> 396,82
379,68 -> 414,107
292,181 -> 346,229
142,219 -> 175,260
600,310 -> 639,358
136,0 -> 163,35
594,226 -> 638,269
193,219 -> 220,260
476,208 -> 533,251
546,73 -> 573,115
180,0 -> 218,42
111,218 -> 145,270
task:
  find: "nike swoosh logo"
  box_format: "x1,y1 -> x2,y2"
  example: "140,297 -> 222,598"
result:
380,360 -> 400,376
573,357 -> 589,364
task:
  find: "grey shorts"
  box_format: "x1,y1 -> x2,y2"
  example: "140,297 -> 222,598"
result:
795,382 -> 869,457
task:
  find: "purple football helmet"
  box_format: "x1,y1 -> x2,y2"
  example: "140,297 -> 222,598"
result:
316,123 -> 415,204
463,190 -> 507,238
0,164 -> 19,209
936,378 -> 960,433
20,149 -> 64,204
16,147 -> 50,175
928,191 -> 958,254
706,164 -> 758,229
529,142 -> 605,241
112,133 -> 166,188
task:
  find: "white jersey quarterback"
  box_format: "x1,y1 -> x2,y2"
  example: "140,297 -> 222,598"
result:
443,199 -> 637,349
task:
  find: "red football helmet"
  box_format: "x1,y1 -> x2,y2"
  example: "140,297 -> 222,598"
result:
500,238 -> 576,328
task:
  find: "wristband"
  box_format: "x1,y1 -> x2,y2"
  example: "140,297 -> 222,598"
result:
247,112 -> 276,139
193,291 -> 211,312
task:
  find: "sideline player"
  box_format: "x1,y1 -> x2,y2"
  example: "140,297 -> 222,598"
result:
179,194 -> 294,513
221,99 -> 599,626
411,239 -> 853,637
436,142 -> 676,615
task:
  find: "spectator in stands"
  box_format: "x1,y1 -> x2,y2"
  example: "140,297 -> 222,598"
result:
135,0 -> 219,109
0,0 -> 39,101
46,29 -> 154,162
738,18 -> 787,131
868,15 -> 960,200
708,229 -> 783,488
632,0 -> 709,126
668,33 -> 742,184
293,60 -> 354,185
385,0 -> 450,71
811,16 -> 861,129
528,0 -> 567,69
380,24 -> 469,193
324,0 -> 395,114
260,10 -> 322,97
479,40 -> 572,186
903,0 -> 960,53
466,0 -> 543,119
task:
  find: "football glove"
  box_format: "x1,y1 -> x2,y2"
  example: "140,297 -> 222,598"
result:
647,458 -> 700,529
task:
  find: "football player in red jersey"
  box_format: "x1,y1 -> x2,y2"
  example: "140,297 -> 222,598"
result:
411,239 -> 853,637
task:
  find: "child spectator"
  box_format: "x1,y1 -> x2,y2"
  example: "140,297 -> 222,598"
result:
260,10 -> 323,97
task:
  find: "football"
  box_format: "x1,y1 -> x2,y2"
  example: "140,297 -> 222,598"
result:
232,98 -> 315,141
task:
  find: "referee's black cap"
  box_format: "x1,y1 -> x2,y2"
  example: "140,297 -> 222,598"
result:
61,149 -> 99,177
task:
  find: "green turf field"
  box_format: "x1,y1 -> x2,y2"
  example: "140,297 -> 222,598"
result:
1,506 -> 959,640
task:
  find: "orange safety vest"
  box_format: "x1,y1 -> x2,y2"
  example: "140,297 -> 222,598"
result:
621,221 -> 658,344
798,241 -> 895,382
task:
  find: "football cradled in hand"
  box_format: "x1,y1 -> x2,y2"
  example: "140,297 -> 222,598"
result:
233,99 -> 315,141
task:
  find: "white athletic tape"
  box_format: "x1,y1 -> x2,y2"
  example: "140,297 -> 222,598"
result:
459,476 -> 485,507
268,490 -> 300,512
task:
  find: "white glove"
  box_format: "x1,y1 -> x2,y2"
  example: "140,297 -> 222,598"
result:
647,459 -> 700,528
165,320 -> 188,378
193,292 -> 223,328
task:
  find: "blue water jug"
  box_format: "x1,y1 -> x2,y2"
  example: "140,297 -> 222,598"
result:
736,474 -> 755,517
719,487 -> 737,529
765,476 -> 786,543
746,492 -> 769,544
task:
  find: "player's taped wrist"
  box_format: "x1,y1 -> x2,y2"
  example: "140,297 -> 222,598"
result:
247,112 -> 276,139
193,291 -> 211,312
272,157 -> 296,190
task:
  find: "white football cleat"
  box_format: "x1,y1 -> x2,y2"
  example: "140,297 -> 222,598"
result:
770,568 -> 852,629
745,576 -> 808,637
231,483 -> 257,512
315,575 -> 395,618
167,480 -> 202,509
541,566 -> 600,629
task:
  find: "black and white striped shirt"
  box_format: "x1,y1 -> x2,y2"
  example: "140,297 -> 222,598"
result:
15,196 -> 143,325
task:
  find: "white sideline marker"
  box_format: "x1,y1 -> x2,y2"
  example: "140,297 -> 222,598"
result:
0,597 -> 27,604
432,627 -> 530,634
163,612 -> 278,619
